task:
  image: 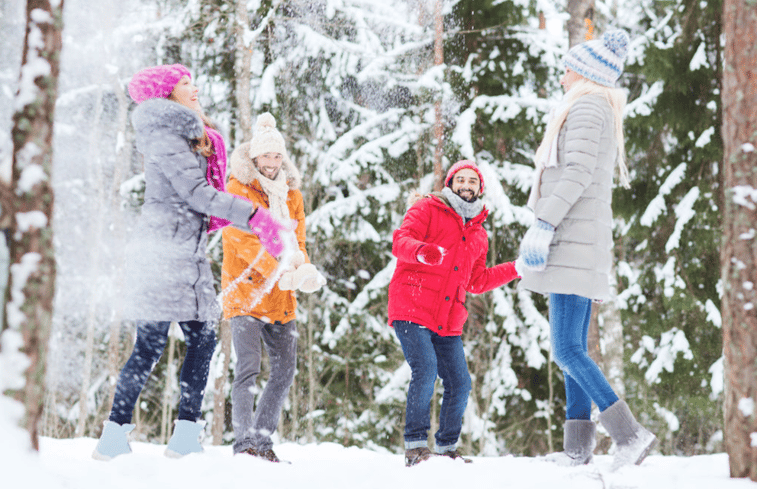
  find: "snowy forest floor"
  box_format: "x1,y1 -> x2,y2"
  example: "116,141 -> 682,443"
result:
6,436 -> 757,489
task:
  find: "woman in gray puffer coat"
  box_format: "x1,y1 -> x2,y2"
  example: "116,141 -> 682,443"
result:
94,64 -> 289,461
518,30 -> 657,470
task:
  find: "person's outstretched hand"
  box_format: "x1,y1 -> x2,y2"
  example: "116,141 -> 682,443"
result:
248,207 -> 292,257
519,219 -> 555,271
416,244 -> 445,266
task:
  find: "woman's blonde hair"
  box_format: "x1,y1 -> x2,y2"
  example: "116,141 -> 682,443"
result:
534,78 -> 630,188
168,91 -> 217,158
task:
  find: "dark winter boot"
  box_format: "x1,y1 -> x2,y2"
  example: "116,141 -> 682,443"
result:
543,419 -> 596,466
437,449 -> 473,464
240,447 -> 284,463
405,447 -> 433,467
598,400 -> 657,470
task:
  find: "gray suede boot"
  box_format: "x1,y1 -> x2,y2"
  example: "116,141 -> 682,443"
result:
598,400 -> 657,470
543,419 -> 596,466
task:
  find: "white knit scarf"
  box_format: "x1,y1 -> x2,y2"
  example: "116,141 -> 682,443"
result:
254,166 -> 290,221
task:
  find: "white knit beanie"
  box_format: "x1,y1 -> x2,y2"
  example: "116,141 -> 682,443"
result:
563,29 -> 630,87
248,112 -> 290,162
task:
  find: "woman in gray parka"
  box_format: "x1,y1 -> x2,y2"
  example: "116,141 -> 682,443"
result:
93,64 -> 289,461
518,30 -> 657,470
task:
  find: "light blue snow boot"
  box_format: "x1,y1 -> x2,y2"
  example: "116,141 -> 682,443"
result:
165,420 -> 205,458
92,420 -> 136,461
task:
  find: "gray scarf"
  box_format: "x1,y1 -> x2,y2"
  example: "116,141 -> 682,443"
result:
442,187 -> 483,223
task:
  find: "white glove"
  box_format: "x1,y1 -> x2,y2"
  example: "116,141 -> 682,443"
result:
294,263 -> 327,293
278,270 -> 296,291
278,263 -> 326,293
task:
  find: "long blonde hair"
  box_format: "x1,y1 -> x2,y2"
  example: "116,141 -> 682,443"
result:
534,78 -> 630,188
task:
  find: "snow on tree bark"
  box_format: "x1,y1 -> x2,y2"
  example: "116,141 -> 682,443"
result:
0,0 -> 64,451
721,0 -> 757,480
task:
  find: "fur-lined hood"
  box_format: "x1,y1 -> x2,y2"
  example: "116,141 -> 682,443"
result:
131,98 -> 204,141
406,190 -> 449,210
229,141 -> 302,190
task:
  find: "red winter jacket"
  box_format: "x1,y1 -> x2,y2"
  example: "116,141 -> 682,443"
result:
388,193 -> 519,336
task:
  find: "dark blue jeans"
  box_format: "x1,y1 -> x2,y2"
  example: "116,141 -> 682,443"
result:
109,320 -> 216,425
549,294 -> 619,420
393,320 -> 471,452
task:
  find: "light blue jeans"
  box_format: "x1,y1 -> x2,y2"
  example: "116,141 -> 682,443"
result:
549,294 -> 619,420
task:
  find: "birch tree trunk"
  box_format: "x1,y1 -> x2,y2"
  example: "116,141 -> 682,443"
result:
0,0 -> 64,451
566,0 -> 594,48
105,73 -> 133,417
235,0 -> 253,142
432,0 -> 444,191
76,84 -> 106,437
212,319 -> 232,445
721,0 -> 757,480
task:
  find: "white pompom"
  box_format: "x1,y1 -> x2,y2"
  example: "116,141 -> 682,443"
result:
256,112 -> 276,131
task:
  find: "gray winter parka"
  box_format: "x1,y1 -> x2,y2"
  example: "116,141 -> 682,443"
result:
123,98 -> 255,322
519,94 -> 617,301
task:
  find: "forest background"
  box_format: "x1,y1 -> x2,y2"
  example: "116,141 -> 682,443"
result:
0,0 -> 726,459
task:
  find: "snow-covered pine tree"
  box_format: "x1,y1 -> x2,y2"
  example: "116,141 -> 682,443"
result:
614,0 -> 724,454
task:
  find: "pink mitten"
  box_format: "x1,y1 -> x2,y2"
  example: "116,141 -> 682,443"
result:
248,207 -> 291,257
417,245 -> 445,266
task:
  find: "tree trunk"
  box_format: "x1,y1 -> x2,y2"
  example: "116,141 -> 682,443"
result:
0,0 -> 64,451
307,292 -> 316,442
104,72 -> 133,418
432,0 -> 444,191
721,0 -> 757,480
76,84 -> 106,438
235,0 -> 253,142
212,319 -> 232,445
160,323 -> 177,444
566,0 -> 595,48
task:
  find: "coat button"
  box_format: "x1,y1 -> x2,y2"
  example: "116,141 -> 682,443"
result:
438,325 -> 443,330
454,266 -> 458,271
445,296 -> 450,301
462,236 -> 466,241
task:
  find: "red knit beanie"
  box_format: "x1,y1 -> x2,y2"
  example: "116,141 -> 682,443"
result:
128,64 -> 191,104
444,160 -> 485,194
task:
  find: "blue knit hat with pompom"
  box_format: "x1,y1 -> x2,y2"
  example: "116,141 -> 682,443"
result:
563,29 -> 630,87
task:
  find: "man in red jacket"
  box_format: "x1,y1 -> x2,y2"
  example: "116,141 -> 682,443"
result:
388,160 -> 520,466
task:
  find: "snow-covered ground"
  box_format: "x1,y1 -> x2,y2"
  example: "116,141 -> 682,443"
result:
6,435 -> 757,489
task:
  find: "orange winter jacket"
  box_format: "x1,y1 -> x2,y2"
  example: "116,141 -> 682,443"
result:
221,174 -> 308,323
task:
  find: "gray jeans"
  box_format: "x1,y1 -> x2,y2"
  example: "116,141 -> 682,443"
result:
231,316 -> 297,453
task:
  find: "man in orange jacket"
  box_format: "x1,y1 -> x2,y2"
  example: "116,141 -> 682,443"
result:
388,160 -> 521,466
222,113 -> 324,463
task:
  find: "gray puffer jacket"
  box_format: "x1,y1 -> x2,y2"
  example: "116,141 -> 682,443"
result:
123,98 -> 254,322
519,94 -> 617,301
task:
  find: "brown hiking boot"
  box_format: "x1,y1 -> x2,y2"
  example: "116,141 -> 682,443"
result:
240,447 -> 282,463
405,447 -> 433,466
439,449 -> 473,463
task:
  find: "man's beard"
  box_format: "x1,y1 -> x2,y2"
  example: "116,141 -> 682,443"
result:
455,188 -> 478,203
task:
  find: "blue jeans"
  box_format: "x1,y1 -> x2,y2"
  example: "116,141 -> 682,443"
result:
393,320 -> 471,452
109,320 -> 216,425
549,294 -> 619,420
